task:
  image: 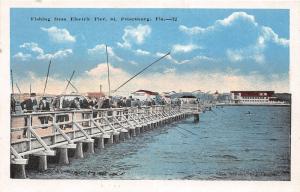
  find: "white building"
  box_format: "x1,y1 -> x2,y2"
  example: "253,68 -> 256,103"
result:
230,91 -> 286,105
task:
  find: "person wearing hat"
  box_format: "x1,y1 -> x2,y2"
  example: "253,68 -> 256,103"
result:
38,97 -> 50,128
21,93 -> 38,137
70,97 -> 81,109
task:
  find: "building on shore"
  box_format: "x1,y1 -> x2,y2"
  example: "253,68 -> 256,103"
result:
131,89 -> 159,101
230,91 -> 289,105
85,92 -> 106,99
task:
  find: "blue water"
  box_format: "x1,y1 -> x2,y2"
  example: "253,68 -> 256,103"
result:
27,106 -> 291,180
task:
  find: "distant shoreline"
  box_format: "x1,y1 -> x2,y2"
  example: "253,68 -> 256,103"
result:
216,103 -> 291,107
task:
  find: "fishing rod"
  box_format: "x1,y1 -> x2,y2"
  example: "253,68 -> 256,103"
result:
10,69 -> 14,94
113,51 -> 171,93
62,70 -> 75,94
15,83 -> 21,94
65,78 -> 79,93
105,45 -> 111,97
43,59 -> 52,96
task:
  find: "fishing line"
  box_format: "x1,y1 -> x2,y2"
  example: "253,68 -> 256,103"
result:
175,125 -> 200,136
173,127 -> 188,137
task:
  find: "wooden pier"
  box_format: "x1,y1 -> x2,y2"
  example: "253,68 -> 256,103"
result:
10,104 -> 205,178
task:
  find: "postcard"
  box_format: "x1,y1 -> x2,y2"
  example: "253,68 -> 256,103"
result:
0,0 -> 299,192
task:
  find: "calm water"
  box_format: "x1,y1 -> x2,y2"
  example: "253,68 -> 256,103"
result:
27,106 -> 291,180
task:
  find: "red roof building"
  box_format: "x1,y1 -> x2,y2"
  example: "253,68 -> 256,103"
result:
230,91 -> 282,104
86,92 -> 105,98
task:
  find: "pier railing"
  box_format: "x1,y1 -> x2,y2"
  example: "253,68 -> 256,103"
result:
10,104 -> 189,164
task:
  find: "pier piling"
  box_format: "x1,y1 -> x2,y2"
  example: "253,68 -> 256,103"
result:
38,155 -> 47,171
98,137 -> 105,149
58,147 -> 69,165
108,135 -> 114,145
193,114 -> 199,122
12,164 -> 26,179
87,142 -> 95,154
74,142 -> 84,158
126,132 -> 131,139
10,103 -> 204,178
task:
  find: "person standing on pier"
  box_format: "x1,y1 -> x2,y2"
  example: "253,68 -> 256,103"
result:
89,97 -> 98,118
38,97 -> 50,128
11,95 -> 16,113
126,96 -> 132,107
101,97 -> 110,108
117,97 -> 125,108
70,97 -> 81,109
21,93 -> 38,137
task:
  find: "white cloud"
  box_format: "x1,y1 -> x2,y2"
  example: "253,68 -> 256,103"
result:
155,52 -> 214,65
86,63 -> 127,77
134,49 -> 151,55
217,12 -> 257,27
18,69 -> 289,95
36,49 -> 73,60
179,11 -> 288,48
179,25 -> 212,35
260,26 -> 289,47
155,52 -> 188,64
193,55 -> 215,62
13,52 -> 31,61
129,60 -> 138,66
88,44 -> 123,61
41,26 -> 76,43
172,43 -> 200,53
20,42 -> 72,60
164,68 -> 176,74
20,42 -> 44,55
179,12 -> 258,35
179,11 -> 289,64
117,24 -> 151,48
227,48 -> 265,64
253,54 -> 265,64
226,49 -> 243,62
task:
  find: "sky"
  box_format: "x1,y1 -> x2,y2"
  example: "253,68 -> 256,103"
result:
10,9 -> 290,95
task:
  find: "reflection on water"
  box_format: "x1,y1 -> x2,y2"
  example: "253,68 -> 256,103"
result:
27,106 -> 291,180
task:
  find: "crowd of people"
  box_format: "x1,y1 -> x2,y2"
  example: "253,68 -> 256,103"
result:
10,93 -> 196,115
10,93 -> 191,137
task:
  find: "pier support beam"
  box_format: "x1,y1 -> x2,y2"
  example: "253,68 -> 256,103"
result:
58,148 -> 69,165
74,142 -> 84,159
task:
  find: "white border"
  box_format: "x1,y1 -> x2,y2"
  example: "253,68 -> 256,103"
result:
1,1 -> 299,192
